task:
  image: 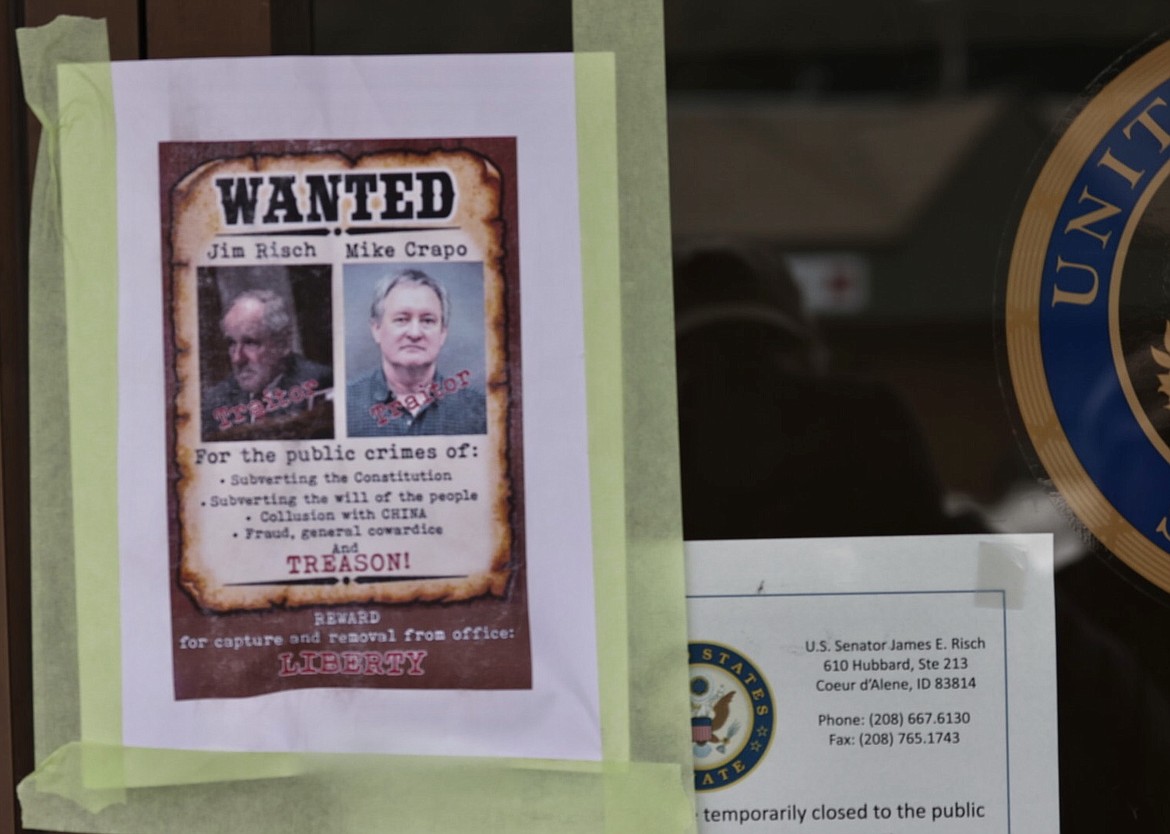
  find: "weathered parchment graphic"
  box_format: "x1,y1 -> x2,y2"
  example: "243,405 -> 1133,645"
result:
163,142 -> 522,621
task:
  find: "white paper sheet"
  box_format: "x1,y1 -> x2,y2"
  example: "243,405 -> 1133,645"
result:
687,535 -> 1058,833
112,54 -> 601,760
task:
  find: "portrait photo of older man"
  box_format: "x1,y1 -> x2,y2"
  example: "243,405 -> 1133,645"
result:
199,266 -> 334,441
345,264 -> 487,437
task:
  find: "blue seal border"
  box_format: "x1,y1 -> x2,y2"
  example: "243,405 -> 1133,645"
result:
1007,37 -> 1170,592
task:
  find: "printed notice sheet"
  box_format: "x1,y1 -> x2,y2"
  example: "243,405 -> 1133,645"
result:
686,535 -> 1058,833
111,55 -> 600,759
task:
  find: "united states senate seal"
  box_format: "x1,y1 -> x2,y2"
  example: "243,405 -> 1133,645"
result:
1007,38 -> 1170,593
689,641 -> 775,791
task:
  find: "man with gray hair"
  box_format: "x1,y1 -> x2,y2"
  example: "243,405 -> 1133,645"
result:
347,269 -> 486,436
202,288 -> 333,439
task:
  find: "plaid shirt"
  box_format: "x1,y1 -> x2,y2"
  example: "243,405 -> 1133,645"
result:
346,368 -> 487,437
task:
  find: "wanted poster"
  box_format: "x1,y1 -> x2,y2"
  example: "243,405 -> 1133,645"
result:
161,139 -> 527,697
27,15 -> 684,829
112,55 -> 600,759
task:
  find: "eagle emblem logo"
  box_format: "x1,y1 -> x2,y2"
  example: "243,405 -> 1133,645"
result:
689,641 -> 775,791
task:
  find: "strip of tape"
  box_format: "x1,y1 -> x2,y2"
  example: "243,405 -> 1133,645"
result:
976,540 -> 1032,610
